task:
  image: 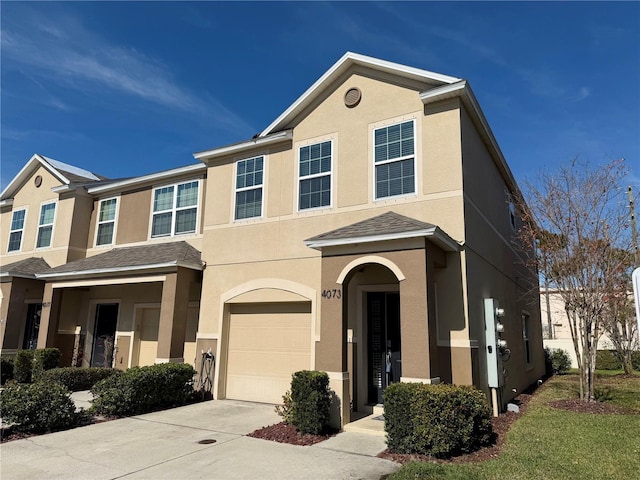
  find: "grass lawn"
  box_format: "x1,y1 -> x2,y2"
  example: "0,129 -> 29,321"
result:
387,372 -> 640,480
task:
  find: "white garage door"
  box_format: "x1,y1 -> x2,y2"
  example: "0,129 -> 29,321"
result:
226,302 -> 312,404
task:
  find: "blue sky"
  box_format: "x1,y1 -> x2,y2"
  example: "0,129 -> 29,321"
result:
2,1 -> 639,190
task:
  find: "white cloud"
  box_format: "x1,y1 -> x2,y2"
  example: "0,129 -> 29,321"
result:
1,6 -> 254,135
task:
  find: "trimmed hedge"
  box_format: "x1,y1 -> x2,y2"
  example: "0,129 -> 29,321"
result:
0,381 -> 78,433
289,370 -> 332,434
32,348 -> 61,382
1,357 -> 14,385
90,363 -> 195,416
596,350 -> 622,370
38,367 -> 121,392
383,382 -> 493,458
545,348 -> 571,375
14,350 -> 35,383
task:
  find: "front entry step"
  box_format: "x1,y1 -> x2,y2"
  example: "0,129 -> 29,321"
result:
343,405 -> 385,436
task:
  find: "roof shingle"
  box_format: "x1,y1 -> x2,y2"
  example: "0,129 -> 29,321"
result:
0,257 -> 51,277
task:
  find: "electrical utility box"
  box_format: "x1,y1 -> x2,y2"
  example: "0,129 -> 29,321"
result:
484,298 -> 506,388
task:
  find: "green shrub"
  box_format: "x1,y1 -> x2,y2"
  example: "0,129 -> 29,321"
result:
1,357 -> 14,385
596,350 -> 622,370
274,389 -> 294,424
0,381 -> 78,433
91,363 -> 195,416
383,382 -> 493,458
32,348 -> 60,382
545,348 -> 571,375
288,370 -> 332,435
14,350 -> 35,383
38,367 -> 120,391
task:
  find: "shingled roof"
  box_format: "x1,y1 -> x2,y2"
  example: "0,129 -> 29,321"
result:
305,211 -> 460,252
0,257 -> 51,278
38,242 -> 203,279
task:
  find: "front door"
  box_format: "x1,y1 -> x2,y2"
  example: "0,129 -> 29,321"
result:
367,292 -> 401,404
91,304 -> 118,367
22,303 -> 42,350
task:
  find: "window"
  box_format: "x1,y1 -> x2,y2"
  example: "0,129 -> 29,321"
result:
374,120 -> 415,199
36,202 -> 56,248
8,208 -> 26,252
96,198 -> 118,246
509,197 -> 517,230
522,312 -> 532,366
299,141 -> 332,210
151,181 -> 199,237
235,156 -> 264,220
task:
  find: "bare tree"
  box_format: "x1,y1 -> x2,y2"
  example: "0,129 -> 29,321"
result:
601,248 -> 638,374
517,158 -> 632,401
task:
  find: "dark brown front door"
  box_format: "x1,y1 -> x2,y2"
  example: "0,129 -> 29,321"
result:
368,292 -> 401,404
91,304 -> 118,368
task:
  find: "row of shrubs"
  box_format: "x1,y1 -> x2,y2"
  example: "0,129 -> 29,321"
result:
2,348 -> 62,384
596,350 -> 640,371
0,361 -> 196,435
276,370 -> 493,458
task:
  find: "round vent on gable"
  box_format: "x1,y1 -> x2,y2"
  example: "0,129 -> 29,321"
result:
344,87 -> 362,108
34,175 -> 43,188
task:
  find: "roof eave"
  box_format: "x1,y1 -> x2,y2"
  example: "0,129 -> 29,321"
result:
260,52 -> 461,138
194,130 -> 293,162
1,154 -> 71,200
420,81 -> 519,195
87,164 -> 207,195
305,227 -> 461,252
36,260 -> 204,281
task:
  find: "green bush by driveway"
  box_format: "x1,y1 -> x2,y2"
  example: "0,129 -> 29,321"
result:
90,362 -> 195,416
38,367 -> 121,391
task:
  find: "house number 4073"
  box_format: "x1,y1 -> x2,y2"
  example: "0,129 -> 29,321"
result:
321,289 -> 342,299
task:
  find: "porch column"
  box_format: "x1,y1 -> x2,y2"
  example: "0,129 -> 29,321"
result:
315,255 -> 350,428
398,247 -> 439,382
156,268 -> 197,363
37,283 -> 62,348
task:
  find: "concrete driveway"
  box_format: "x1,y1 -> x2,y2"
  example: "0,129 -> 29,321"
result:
0,400 -> 399,480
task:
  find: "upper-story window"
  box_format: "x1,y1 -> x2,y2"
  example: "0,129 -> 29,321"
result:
299,141 -> 332,210
96,198 -> 118,246
235,156 -> 264,220
151,180 -> 199,237
374,120 -> 416,199
36,202 -> 56,248
8,208 -> 27,252
509,198 -> 517,231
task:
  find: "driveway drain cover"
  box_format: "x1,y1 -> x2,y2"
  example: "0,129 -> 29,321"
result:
198,439 -> 217,444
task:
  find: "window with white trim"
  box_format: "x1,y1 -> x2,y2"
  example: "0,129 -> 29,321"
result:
522,312 -> 532,366
299,141 -> 332,210
374,120 -> 415,199
151,180 -> 199,237
235,156 -> 264,220
8,208 -> 26,252
36,202 -> 56,248
96,198 -> 118,246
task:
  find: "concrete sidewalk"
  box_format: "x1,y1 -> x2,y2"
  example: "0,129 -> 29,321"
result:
0,399 -> 399,480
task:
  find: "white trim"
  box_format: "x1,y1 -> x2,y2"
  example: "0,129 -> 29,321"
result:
306,226 -> 461,252
0,199 -> 14,207
261,52 -> 460,137
326,371 -> 350,381
88,164 -> 206,195
194,130 -> 293,161
400,376 -> 441,385
233,154 -> 266,221
149,179 -> 201,239
337,256 -> 406,284
1,154 -> 69,200
196,332 -> 219,340
84,299 -> 121,368
7,207 -> 27,253
437,339 -> 479,349
94,196 -> 120,247
37,261 -> 202,280
372,119 -> 417,201
35,201 -> 57,250
297,139 -> 333,212
50,275 -> 166,289
44,156 -> 100,181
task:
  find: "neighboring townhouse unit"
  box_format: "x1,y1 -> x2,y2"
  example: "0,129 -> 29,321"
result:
0,53 -> 545,427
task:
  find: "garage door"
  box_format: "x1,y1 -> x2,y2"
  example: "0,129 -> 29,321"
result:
226,302 -> 312,404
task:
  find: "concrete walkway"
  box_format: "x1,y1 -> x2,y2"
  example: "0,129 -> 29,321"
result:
0,399 -> 399,480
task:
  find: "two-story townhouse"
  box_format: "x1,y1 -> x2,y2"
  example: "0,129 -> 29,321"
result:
191,53 -> 545,426
1,154 -> 103,356
1,158 -> 207,370
1,52 -> 545,428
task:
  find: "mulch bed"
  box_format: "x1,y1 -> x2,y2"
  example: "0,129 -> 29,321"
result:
549,399 -> 632,415
248,422 -> 338,446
